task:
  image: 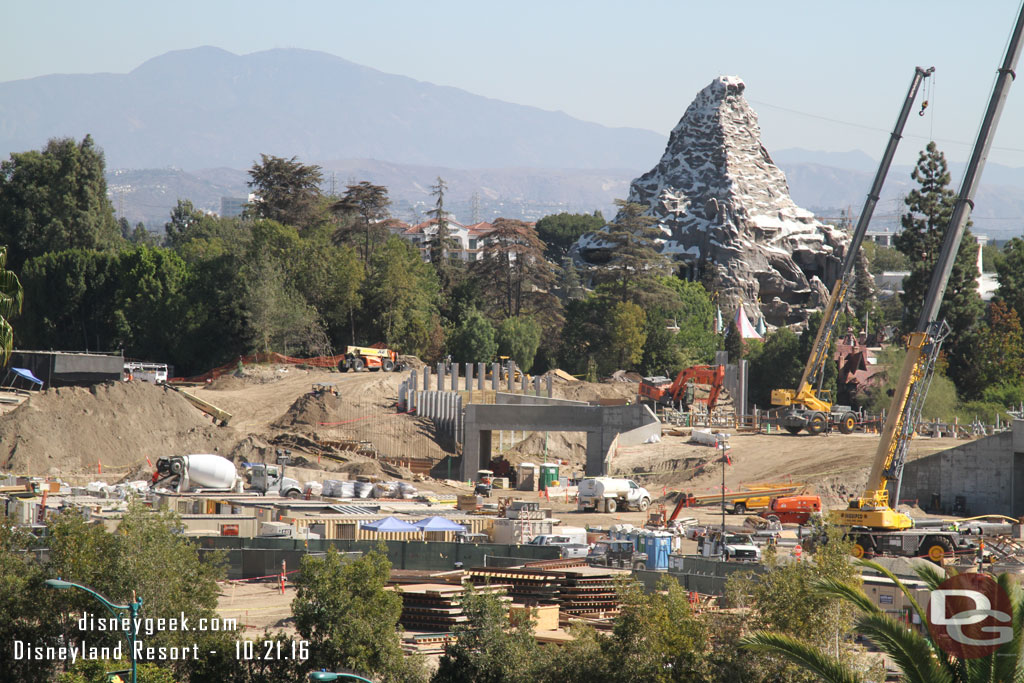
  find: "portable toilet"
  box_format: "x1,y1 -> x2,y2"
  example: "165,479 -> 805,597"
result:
517,463 -> 537,491
539,463 -> 559,491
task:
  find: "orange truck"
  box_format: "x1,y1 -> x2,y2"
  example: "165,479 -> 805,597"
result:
338,345 -> 403,372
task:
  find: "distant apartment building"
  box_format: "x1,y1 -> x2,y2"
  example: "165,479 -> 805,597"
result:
387,218 -> 501,262
220,194 -> 255,218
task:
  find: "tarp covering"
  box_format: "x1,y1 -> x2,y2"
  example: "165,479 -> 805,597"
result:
360,516 -> 420,533
10,367 -> 43,385
413,516 -> 468,532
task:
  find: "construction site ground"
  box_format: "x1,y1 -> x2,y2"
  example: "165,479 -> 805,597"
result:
0,361 -> 982,655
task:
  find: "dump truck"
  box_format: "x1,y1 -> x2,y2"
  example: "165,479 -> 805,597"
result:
338,345 -> 403,372
577,477 -> 652,513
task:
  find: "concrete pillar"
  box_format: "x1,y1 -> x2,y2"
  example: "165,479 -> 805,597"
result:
533,376 -> 541,396
491,363 -> 500,391
409,370 -> 418,411
521,372 -> 528,393
398,381 -> 407,411
477,363 -> 486,390
424,367 -> 431,391
450,363 -> 458,391
437,363 -> 446,390
507,362 -> 515,392
546,374 -> 553,398
465,363 -> 472,391
456,395 -> 463,444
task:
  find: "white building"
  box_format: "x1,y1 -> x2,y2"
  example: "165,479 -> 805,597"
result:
220,194 -> 255,218
388,218 -> 499,262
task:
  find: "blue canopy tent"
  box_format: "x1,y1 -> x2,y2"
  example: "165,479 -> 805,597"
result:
360,516 -> 420,533
3,367 -> 44,392
413,516 -> 468,532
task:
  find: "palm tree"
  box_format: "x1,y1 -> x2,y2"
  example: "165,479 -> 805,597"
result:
740,559 -> 1024,683
0,246 -> 22,366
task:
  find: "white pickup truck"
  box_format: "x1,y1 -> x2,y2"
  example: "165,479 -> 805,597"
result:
526,534 -> 590,559
577,477 -> 652,513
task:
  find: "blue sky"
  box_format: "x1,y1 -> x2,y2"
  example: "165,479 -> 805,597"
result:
5,0 -> 1024,166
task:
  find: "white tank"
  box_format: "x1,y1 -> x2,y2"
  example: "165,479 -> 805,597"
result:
578,477 -> 631,498
183,454 -> 237,489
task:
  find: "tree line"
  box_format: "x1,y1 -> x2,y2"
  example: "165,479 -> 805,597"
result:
1,135 -> 1022,419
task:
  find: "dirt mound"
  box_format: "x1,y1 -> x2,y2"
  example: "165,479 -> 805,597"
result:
272,392 -> 338,430
398,355 -> 426,370
501,431 -> 587,467
552,380 -> 638,404
0,381 -> 236,476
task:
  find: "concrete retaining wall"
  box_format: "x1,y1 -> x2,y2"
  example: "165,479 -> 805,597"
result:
901,421 -> 1024,516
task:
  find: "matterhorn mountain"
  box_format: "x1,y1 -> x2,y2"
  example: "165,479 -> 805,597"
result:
577,75 -> 850,328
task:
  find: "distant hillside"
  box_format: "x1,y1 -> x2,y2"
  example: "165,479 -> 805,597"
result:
0,46 -> 665,171
108,157 -> 1024,241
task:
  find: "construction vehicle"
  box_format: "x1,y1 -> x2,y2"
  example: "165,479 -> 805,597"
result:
771,66 -> 934,435
758,495 -> 822,525
152,453 -> 303,498
577,477 -> 652,513
725,482 -> 804,514
836,17 -> 1024,563
338,345 -> 403,372
639,364 -> 725,410
667,484 -> 802,521
587,539 -> 648,571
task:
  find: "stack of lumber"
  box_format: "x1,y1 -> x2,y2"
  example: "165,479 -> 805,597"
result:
466,566 -> 625,616
392,583 -> 510,632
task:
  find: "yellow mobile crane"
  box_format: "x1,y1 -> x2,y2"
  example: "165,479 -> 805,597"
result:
772,66 -> 933,436
836,8 -> 1024,562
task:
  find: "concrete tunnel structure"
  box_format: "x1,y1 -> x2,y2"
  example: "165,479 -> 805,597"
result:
460,394 -> 661,479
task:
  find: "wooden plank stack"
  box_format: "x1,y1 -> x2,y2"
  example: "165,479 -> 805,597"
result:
392,583 -> 511,632
466,566 -> 626,617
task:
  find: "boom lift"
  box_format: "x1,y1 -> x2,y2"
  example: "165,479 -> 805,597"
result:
837,10 -> 1024,562
639,364 -> 725,410
771,67 -> 934,435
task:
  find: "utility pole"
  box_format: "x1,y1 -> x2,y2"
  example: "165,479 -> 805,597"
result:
720,442 -> 726,543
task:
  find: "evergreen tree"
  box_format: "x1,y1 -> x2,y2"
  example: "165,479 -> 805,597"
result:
606,301 -> 647,371
496,316 -> 542,373
330,181 -> 391,264
724,319 -> 743,363
591,200 -> 672,306
557,257 -> 585,301
535,211 -> 605,260
994,236 -> 1024,320
893,143 -> 983,394
447,307 -> 498,362
247,154 -> 324,230
0,246 -> 21,367
471,218 -> 560,332
426,177 -> 461,292
0,135 -> 122,270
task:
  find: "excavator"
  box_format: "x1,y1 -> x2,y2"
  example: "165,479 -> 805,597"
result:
638,364 -> 725,411
836,9 -> 1024,562
771,66 -> 934,436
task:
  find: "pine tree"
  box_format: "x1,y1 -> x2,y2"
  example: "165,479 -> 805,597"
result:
426,177 -> 461,292
330,181 -> 391,264
893,142 -> 983,394
592,200 -> 673,306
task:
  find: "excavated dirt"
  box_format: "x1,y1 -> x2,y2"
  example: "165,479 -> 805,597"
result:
0,362 -> 979,509
0,382 -> 235,476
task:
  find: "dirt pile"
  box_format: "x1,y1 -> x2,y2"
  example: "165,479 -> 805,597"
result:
552,380 -> 638,404
0,382 -> 236,475
272,392 -> 339,430
501,432 -> 587,467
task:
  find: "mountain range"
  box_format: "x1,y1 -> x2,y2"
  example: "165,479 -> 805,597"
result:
2,47 -> 1022,238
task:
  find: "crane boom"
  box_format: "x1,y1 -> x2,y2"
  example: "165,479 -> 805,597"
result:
838,6 -> 1024,532
772,67 -> 933,435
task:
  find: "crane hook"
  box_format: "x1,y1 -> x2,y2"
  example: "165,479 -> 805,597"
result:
918,100 -> 929,116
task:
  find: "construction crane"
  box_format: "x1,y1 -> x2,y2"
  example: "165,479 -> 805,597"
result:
771,66 -> 934,436
836,9 -> 1024,563
638,364 -> 725,411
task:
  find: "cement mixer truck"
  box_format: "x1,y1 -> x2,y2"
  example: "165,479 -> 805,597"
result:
152,454 -> 302,498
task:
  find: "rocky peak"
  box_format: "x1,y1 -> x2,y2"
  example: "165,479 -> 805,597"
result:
578,75 -> 850,328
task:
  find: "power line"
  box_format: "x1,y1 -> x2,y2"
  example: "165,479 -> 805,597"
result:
748,99 -> 1024,154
